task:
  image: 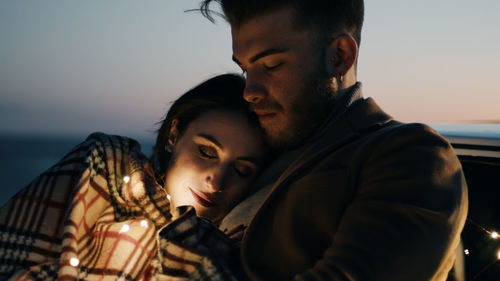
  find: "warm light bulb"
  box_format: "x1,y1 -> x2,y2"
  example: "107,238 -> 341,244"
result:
491,231 -> 499,239
70,257 -> 79,267
497,250 -> 500,260
464,249 -> 470,256
167,194 -> 171,200
123,176 -> 130,183
120,224 -> 130,233
140,220 -> 148,228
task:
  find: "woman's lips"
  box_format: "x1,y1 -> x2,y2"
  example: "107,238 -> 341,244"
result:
189,188 -> 217,208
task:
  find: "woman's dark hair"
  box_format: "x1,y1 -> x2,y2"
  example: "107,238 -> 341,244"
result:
152,73 -> 254,185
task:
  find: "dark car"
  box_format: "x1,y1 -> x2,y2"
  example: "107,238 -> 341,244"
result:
433,124 -> 500,281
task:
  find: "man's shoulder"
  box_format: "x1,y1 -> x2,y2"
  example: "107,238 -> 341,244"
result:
345,121 -> 459,174
313,119 -> 454,167
366,121 -> 450,146
331,92 -> 446,145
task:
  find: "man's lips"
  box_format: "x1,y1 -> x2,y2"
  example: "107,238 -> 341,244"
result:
189,188 -> 217,208
253,110 -> 277,122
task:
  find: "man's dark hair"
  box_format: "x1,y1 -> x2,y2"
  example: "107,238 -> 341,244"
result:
200,0 -> 364,45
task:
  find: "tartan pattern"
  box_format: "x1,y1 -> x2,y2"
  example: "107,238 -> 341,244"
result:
0,133 -> 239,281
158,206 -> 238,281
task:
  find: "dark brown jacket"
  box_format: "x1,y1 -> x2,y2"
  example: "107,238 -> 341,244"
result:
241,85 -> 468,281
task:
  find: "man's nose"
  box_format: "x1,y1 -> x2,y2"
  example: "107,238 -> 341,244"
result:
205,163 -> 230,192
243,71 -> 266,104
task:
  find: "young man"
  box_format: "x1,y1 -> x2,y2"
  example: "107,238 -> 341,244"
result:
201,1 -> 468,280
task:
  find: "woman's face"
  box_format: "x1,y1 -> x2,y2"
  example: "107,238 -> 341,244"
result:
164,109 -> 266,223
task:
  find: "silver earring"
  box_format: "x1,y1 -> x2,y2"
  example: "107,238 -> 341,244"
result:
336,74 -> 343,89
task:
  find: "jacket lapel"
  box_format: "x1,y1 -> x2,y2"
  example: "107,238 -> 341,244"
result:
254,94 -> 394,218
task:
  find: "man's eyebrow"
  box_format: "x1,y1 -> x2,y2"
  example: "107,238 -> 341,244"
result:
198,134 -> 223,149
232,47 -> 289,66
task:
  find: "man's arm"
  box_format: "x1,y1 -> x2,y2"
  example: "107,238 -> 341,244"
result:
294,124 -> 468,281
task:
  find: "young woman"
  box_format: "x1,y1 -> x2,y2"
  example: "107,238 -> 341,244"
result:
0,74 -> 268,280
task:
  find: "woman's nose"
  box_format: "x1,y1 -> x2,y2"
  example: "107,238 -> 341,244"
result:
205,164 -> 230,192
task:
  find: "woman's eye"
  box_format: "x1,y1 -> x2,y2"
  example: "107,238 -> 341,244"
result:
234,163 -> 255,178
198,145 -> 217,159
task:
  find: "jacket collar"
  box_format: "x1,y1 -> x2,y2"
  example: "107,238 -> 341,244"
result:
263,82 -> 394,204
243,83 -> 395,254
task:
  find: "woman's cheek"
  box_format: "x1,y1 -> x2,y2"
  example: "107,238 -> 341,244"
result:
228,182 -> 250,206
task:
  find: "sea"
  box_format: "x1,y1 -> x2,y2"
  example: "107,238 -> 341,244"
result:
0,134 -> 155,207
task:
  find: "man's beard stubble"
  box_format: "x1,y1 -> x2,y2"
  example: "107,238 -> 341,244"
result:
263,73 -> 336,149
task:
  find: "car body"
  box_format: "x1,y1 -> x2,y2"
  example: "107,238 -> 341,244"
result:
432,123 -> 500,281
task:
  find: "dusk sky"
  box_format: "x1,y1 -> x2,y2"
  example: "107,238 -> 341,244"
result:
1,0 -> 499,140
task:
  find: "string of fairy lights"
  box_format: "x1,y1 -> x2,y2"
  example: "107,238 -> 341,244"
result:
465,218 -> 499,280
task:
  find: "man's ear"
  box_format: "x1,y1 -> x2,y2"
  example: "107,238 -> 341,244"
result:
165,119 -> 179,153
326,34 -> 358,78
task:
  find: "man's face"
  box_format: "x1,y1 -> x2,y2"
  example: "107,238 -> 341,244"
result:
231,7 -> 334,148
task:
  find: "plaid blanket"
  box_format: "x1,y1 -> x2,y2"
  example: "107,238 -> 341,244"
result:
0,133 -> 239,281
